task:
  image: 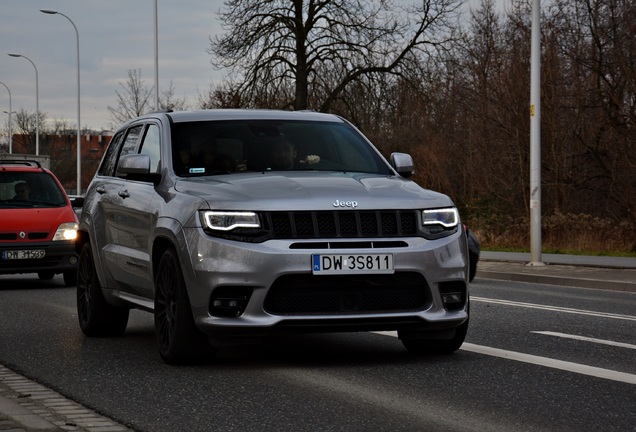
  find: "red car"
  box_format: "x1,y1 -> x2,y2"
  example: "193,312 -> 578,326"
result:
0,159 -> 79,285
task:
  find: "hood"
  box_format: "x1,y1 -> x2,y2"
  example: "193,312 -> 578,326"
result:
0,206 -> 77,240
174,172 -> 453,211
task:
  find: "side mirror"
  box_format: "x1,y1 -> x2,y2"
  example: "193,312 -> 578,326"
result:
117,154 -> 161,185
390,152 -> 415,178
118,154 -> 151,175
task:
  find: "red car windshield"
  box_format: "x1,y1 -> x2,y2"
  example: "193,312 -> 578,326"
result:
0,171 -> 67,208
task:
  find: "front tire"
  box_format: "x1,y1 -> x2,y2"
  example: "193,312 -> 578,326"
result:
400,318 -> 469,354
76,242 -> 129,337
399,302 -> 469,355
468,253 -> 478,282
38,271 -> 55,280
154,248 -> 215,365
63,269 -> 77,287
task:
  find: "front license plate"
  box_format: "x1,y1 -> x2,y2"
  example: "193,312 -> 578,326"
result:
1,249 -> 46,260
312,254 -> 394,275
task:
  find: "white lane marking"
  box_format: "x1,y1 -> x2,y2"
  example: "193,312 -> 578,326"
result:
460,343 -> 636,385
532,331 -> 636,350
374,332 -> 636,385
471,296 -> 636,321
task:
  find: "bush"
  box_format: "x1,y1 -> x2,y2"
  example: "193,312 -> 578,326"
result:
467,212 -> 636,255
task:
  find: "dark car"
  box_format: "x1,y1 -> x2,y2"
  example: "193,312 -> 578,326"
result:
76,109 -> 470,364
465,226 -> 480,282
0,159 -> 79,285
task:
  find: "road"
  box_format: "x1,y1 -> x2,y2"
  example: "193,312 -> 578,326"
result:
0,273 -> 634,432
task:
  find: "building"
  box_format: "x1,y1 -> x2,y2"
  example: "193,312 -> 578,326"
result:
6,131 -> 111,193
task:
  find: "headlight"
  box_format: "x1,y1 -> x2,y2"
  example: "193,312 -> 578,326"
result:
422,208 -> 459,228
52,222 -> 79,241
201,211 -> 261,231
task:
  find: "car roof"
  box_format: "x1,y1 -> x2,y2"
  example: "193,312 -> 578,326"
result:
125,109 -> 346,126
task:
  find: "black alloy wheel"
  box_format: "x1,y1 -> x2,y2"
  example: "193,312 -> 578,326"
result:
38,271 -> 55,280
154,248 -> 215,365
63,269 -> 78,287
399,302 -> 469,355
76,242 -> 129,336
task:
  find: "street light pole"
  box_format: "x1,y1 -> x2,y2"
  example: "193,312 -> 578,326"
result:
529,0 -> 543,266
2,111 -> 16,154
154,0 -> 159,110
8,54 -> 39,155
41,9 -> 82,195
0,81 -> 12,154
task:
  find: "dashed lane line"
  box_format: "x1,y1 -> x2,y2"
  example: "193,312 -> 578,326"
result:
374,332 -> 636,385
532,331 -> 636,350
471,296 -> 636,321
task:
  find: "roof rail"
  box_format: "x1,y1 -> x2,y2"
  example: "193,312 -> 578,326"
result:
146,109 -> 174,114
0,159 -> 43,169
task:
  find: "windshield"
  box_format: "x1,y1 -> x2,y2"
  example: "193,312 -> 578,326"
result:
0,171 -> 67,208
171,120 -> 392,177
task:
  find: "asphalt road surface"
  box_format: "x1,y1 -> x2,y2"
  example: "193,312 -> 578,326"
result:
0,273 -> 634,432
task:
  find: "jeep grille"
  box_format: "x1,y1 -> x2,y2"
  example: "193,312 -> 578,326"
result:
266,210 -> 418,239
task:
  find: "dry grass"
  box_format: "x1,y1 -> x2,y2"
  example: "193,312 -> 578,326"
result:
468,212 -> 636,256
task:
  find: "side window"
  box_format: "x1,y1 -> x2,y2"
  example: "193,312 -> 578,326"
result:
139,124 -> 161,174
120,125 -> 144,157
115,125 -> 144,178
98,132 -> 125,176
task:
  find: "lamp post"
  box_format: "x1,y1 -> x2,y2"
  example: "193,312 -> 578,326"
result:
153,0 -> 159,110
41,9 -> 82,195
2,111 -> 16,155
529,0 -> 543,266
7,54 -> 39,155
0,81 -> 12,153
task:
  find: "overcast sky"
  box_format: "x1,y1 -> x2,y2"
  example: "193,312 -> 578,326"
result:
1,0 -> 508,132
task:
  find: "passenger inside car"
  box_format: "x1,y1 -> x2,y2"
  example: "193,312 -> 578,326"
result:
268,138 -> 297,170
12,182 -> 30,201
195,146 -> 235,173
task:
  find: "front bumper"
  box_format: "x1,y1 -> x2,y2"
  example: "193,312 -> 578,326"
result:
183,228 -> 469,337
0,240 -> 79,275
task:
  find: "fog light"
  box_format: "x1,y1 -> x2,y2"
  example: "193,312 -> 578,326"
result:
209,287 -> 253,318
438,281 -> 467,311
69,256 -> 78,265
442,293 -> 462,304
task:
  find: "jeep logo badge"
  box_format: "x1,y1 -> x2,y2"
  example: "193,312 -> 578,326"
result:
332,199 -> 358,208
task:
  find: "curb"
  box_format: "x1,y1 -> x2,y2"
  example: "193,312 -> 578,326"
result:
0,365 -> 132,432
0,393 -> 60,431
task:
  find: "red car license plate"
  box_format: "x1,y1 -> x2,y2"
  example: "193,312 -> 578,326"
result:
1,249 -> 46,260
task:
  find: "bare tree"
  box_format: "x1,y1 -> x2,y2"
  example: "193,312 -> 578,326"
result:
197,80 -> 243,109
107,69 -> 189,128
160,80 -> 189,111
209,0 -> 462,111
107,69 -> 154,128
10,109 -> 47,154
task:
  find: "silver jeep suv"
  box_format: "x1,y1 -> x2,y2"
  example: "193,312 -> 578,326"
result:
76,109 -> 469,364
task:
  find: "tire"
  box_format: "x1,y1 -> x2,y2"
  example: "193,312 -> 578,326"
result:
465,228 -> 480,282
468,251 -> 478,282
399,303 -> 469,355
154,248 -> 215,365
63,269 -> 77,287
38,271 -> 55,280
76,242 -> 129,337
400,318 -> 469,355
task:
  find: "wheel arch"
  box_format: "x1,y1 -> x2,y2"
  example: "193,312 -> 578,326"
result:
151,216 -> 195,286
